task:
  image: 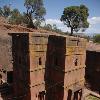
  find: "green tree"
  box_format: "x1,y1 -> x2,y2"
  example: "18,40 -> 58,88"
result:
3,5 -> 11,18
93,34 -> 100,43
22,12 -> 29,25
24,0 -> 46,28
61,5 -> 89,35
9,9 -> 23,25
52,24 -> 57,31
0,5 -> 11,17
34,19 -> 41,28
52,24 -> 62,33
0,7 -> 3,16
43,24 -> 52,31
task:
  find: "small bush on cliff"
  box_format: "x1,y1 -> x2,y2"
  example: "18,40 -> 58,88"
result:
93,34 -> 100,43
9,9 -> 23,25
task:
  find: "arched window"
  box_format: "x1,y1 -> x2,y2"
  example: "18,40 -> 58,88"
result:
39,57 -> 42,65
75,58 -> 78,66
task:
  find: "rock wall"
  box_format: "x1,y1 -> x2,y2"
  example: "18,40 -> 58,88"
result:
0,36 -> 12,82
0,32 -> 87,100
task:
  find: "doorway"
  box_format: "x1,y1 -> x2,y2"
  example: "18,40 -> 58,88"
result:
38,91 -> 45,100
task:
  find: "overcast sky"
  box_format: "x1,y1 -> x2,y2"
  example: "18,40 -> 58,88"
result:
0,0 -> 100,35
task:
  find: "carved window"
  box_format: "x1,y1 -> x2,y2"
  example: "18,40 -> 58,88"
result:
77,40 -> 80,46
75,58 -> 78,66
39,57 -> 42,65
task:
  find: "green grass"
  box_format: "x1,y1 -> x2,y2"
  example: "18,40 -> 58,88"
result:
86,95 -> 100,100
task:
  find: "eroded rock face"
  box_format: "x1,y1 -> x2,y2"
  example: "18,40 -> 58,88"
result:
0,17 -> 8,24
87,42 -> 100,52
0,16 -> 87,100
6,33 -> 86,100
0,36 -> 13,82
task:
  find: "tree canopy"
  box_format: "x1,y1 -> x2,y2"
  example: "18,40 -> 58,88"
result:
0,2 -> 46,27
9,8 -> 23,25
93,34 -> 100,43
61,5 -> 89,35
24,0 -> 46,28
0,5 -> 11,18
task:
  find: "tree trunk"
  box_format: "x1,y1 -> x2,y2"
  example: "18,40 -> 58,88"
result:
27,13 -> 36,29
70,27 -> 73,36
28,18 -> 36,28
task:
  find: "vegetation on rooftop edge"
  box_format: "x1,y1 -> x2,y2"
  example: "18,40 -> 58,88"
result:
0,0 -> 90,36
0,0 -> 99,43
